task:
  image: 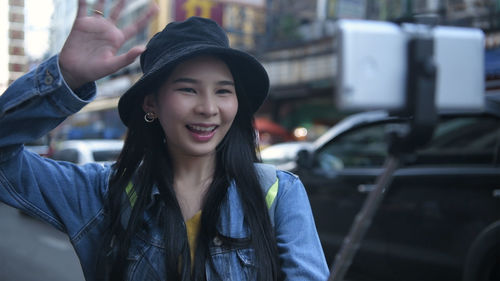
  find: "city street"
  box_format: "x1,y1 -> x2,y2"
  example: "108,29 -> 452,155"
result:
0,203 -> 85,281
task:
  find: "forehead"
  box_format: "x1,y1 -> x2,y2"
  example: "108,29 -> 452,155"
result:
168,55 -> 234,81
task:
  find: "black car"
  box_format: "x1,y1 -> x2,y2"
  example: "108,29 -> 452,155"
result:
295,95 -> 500,281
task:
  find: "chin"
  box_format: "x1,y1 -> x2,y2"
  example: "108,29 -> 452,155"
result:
185,146 -> 218,157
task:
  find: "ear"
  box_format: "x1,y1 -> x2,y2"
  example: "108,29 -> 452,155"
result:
142,94 -> 157,113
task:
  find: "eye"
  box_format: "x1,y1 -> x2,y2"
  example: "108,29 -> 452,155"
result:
216,88 -> 234,95
178,88 -> 196,93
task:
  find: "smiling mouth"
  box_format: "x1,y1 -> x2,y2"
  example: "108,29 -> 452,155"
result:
186,124 -> 218,134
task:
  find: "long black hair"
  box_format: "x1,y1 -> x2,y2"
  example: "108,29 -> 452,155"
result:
97,56 -> 280,280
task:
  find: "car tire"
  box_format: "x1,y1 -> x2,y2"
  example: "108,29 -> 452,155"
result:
463,221 -> 500,281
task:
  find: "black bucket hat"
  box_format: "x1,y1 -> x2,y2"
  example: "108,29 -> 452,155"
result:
118,17 -> 270,127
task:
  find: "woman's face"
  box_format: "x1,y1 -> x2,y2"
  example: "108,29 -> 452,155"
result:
143,55 -> 238,159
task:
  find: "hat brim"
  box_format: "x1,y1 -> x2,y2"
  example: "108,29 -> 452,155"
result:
118,45 -> 269,127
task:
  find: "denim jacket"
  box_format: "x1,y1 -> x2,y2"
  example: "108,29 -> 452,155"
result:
0,55 -> 330,281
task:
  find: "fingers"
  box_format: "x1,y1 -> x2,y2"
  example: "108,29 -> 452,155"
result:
110,0 -> 126,23
122,3 -> 159,41
77,0 -> 87,18
108,46 -> 146,72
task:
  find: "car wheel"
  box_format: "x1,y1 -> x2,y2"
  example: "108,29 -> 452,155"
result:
463,221 -> 500,281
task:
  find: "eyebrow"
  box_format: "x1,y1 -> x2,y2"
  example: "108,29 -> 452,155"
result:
172,77 -> 235,86
172,78 -> 197,84
218,80 -> 235,86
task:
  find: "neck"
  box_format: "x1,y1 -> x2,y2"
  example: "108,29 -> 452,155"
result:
170,152 -> 216,220
172,152 -> 215,186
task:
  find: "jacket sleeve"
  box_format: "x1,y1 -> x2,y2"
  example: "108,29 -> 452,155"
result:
0,55 -> 95,151
0,55 -> 111,238
274,170 -> 330,280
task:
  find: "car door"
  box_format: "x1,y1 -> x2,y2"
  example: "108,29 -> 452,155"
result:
51,148 -> 81,164
298,120 -> 396,279
379,114 -> 500,280
300,113 -> 500,280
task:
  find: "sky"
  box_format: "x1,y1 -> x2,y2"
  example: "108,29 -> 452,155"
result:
25,0 -> 54,59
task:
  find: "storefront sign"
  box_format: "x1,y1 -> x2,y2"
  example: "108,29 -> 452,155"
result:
214,0 -> 264,7
174,0 -> 223,25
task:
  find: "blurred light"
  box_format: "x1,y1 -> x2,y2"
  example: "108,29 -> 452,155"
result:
293,127 -> 308,139
25,0 -> 54,59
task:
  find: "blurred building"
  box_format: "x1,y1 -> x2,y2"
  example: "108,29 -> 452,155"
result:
258,0 -> 339,141
224,1 -> 266,50
0,0 -> 27,94
258,0 -> 500,142
0,1 -> 8,94
37,0 -> 499,142
264,0 -> 316,45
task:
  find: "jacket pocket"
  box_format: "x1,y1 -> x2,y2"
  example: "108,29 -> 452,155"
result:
207,235 -> 256,280
125,235 -> 163,281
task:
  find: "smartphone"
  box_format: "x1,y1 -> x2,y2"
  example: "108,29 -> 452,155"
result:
334,19 -> 485,112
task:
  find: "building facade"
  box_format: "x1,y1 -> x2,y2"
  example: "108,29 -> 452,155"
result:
259,0 -> 500,141
0,0 -> 27,94
24,0 -> 497,142
0,0 -> 9,94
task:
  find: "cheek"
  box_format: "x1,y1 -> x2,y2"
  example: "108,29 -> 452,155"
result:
157,94 -> 185,119
222,98 -> 239,123
155,96 -> 185,134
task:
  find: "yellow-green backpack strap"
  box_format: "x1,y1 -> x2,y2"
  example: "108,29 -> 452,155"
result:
123,165 -> 280,227
125,181 -> 137,207
265,179 -> 279,210
121,181 -> 137,229
255,163 -> 279,226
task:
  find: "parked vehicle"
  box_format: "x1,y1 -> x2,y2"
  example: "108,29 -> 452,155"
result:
51,139 -> 123,165
260,141 -> 313,171
25,135 -> 53,157
295,95 -> 500,280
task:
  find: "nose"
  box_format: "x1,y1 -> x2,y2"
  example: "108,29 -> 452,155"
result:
195,93 -> 218,117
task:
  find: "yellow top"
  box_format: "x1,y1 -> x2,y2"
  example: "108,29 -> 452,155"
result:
185,211 -> 202,269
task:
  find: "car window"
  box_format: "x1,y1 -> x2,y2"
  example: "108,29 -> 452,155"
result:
316,116 -> 500,171
416,116 -> 500,165
52,149 -> 80,164
317,122 -> 390,170
92,150 -> 121,162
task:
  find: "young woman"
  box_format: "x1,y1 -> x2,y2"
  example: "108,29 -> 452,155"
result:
0,0 -> 329,280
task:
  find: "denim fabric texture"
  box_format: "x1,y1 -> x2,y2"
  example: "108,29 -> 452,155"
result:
0,55 -> 330,281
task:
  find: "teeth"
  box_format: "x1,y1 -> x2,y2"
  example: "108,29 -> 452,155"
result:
188,125 -> 216,132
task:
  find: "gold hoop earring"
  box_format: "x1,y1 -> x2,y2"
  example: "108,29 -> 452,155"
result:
144,112 -> 156,123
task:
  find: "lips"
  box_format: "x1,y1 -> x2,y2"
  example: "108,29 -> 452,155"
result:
186,124 -> 218,141
187,124 -> 217,133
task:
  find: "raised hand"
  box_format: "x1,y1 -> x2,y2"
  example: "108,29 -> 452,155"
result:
59,0 -> 158,90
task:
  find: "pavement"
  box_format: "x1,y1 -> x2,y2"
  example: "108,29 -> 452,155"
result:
0,202 -> 85,281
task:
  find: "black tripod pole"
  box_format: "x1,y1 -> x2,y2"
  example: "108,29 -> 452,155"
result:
327,156 -> 400,281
